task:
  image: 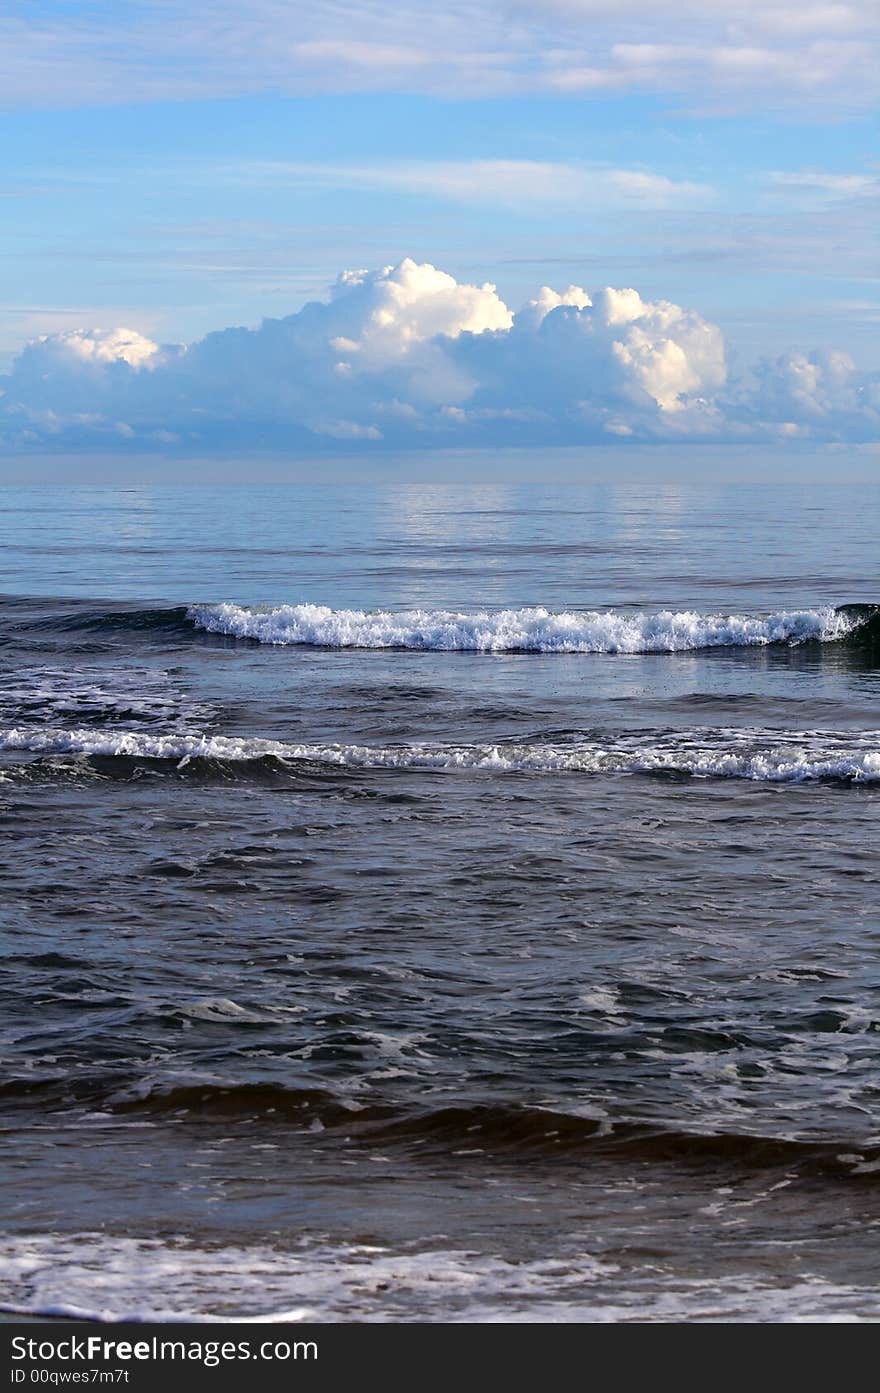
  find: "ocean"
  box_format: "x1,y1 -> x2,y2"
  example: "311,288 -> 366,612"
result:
1,478 -> 879,1323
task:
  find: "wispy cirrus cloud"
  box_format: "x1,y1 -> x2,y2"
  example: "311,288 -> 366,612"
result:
765,170 -> 880,199
1,1 -> 877,112
233,159 -> 714,210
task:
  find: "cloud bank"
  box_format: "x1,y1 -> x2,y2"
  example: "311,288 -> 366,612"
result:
1,258 -> 877,452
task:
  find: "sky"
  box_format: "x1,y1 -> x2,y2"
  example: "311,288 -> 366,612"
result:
0,1 -> 878,458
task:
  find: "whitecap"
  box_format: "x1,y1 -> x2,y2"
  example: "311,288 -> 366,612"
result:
2,725 -> 879,783
187,601 -> 852,654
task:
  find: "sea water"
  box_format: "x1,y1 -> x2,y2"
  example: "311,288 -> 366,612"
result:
1,479 -> 879,1322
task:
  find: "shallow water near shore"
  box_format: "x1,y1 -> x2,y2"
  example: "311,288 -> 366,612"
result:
1,478 -> 879,1322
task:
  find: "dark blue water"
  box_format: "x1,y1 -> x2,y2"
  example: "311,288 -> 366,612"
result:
1,481 -> 879,1322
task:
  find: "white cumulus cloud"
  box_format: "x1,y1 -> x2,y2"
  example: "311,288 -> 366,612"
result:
0,257 -> 876,451
22,326 -> 161,370
327,259 -> 512,366
732,348 -> 880,436
518,285 -> 594,327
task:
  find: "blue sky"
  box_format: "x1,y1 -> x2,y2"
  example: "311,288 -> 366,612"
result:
1,1 -> 878,453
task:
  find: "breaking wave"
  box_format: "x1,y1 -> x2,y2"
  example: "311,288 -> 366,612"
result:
188,601 -> 859,653
7,597 -> 879,655
2,726 -> 879,783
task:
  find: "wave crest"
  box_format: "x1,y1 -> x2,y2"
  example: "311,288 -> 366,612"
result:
7,598 -> 876,655
2,726 -> 879,783
187,602 -> 855,654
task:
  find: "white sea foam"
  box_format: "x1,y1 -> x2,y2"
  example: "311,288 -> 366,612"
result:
0,1232 -> 875,1323
0,665 -> 214,729
0,1232 -> 612,1323
188,602 -> 852,654
1,726 -> 879,782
